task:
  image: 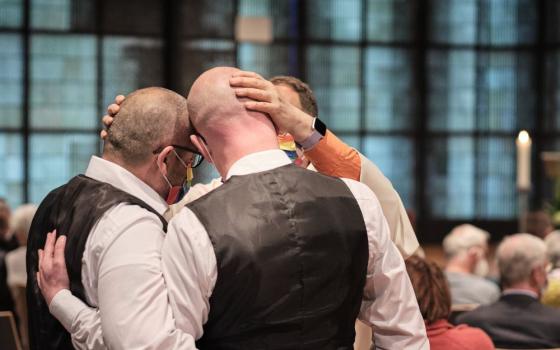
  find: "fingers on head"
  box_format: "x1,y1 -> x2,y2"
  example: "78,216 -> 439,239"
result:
244,101 -> 271,113
235,88 -> 270,101
232,71 -> 262,79
108,103 -> 120,115
230,77 -> 269,89
102,115 -> 114,126
115,95 -> 125,104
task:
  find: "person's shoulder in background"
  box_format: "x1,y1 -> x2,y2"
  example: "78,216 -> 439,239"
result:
428,319 -> 494,350
446,272 -> 500,305
543,277 -> 560,307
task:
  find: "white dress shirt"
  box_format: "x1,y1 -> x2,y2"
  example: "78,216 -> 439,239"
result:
48,156 -> 196,350
50,152 -> 428,349
162,149 -> 429,349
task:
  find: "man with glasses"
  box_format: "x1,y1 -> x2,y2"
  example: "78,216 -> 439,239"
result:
35,72 -> 422,348
27,87 -> 199,349
151,143 -> 204,208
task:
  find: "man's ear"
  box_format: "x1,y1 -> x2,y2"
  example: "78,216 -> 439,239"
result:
466,247 -> 479,260
191,134 -> 212,164
156,145 -> 174,175
530,263 -> 546,286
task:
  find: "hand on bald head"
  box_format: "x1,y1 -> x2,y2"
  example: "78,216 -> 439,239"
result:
104,87 -> 189,166
187,67 -> 263,135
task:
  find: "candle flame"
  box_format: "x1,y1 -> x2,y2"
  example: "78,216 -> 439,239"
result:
518,130 -> 530,144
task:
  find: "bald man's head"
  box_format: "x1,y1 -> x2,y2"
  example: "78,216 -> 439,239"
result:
187,67 -> 265,134
104,87 -> 190,166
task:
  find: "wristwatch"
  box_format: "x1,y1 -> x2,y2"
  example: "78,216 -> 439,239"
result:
296,117 -> 327,150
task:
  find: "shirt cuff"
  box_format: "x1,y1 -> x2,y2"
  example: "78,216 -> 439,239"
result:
48,289 -> 88,332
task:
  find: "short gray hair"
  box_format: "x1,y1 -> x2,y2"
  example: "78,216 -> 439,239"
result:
105,87 -> 189,165
442,224 -> 490,259
10,204 -> 37,239
545,231 -> 560,268
497,233 -> 547,287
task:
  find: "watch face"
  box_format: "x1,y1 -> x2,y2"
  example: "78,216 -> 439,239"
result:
314,118 -> 327,136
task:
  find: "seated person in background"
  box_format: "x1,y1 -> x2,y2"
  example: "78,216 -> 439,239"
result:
456,233 -> 560,349
525,210 -> 554,239
443,224 -> 500,305
0,199 -> 18,252
6,204 -> 37,290
406,255 -> 494,350
542,231 -> 560,307
6,204 -> 37,350
0,198 -> 16,313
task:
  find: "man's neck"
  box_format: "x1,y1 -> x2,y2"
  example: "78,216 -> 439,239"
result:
445,262 -> 472,275
215,144 -> 279,180
207,127 -> 280,179
101,154 -> 168,200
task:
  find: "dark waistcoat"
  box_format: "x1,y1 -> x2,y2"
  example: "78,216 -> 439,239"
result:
26,175 -> 167,350
189,164 -> 369,350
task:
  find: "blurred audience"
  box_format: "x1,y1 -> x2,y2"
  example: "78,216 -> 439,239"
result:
543,231 -> 560,307
0,198 -> 16,313
456,233 -> 560,349
443,224 -> 500,305
0,198 -> 18,251
6,204 -> 36,289
406,255 -> 494,350
5,203 -> 36,350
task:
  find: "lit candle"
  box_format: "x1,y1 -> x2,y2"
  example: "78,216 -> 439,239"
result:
516,130 -> 532,191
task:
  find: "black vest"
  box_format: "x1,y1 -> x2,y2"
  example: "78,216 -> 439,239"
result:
189,164 -> 368,350
26,175 -> 167,350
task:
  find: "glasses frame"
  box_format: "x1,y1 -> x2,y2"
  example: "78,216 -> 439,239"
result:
152,144 -> 204,168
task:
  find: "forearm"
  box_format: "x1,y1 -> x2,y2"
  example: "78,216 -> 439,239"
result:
49,290 -> 107,350
304,130 -> 361,180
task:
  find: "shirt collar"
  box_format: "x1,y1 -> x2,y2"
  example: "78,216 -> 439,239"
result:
225,149 -> 292,181
85,156 -> 168,215
502,289 -> 539,299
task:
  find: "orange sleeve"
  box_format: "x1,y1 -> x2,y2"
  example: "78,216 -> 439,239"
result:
304,130 -> 361,180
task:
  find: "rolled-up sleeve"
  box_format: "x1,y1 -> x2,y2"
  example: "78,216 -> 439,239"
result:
304,130 -> 361,180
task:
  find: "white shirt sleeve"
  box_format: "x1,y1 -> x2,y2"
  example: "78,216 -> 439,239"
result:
48,205 -> 198,350
162,208 -> 217,340
49,290 -> 106,350
342,179 -> 429,350
358,153 -> 420,259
